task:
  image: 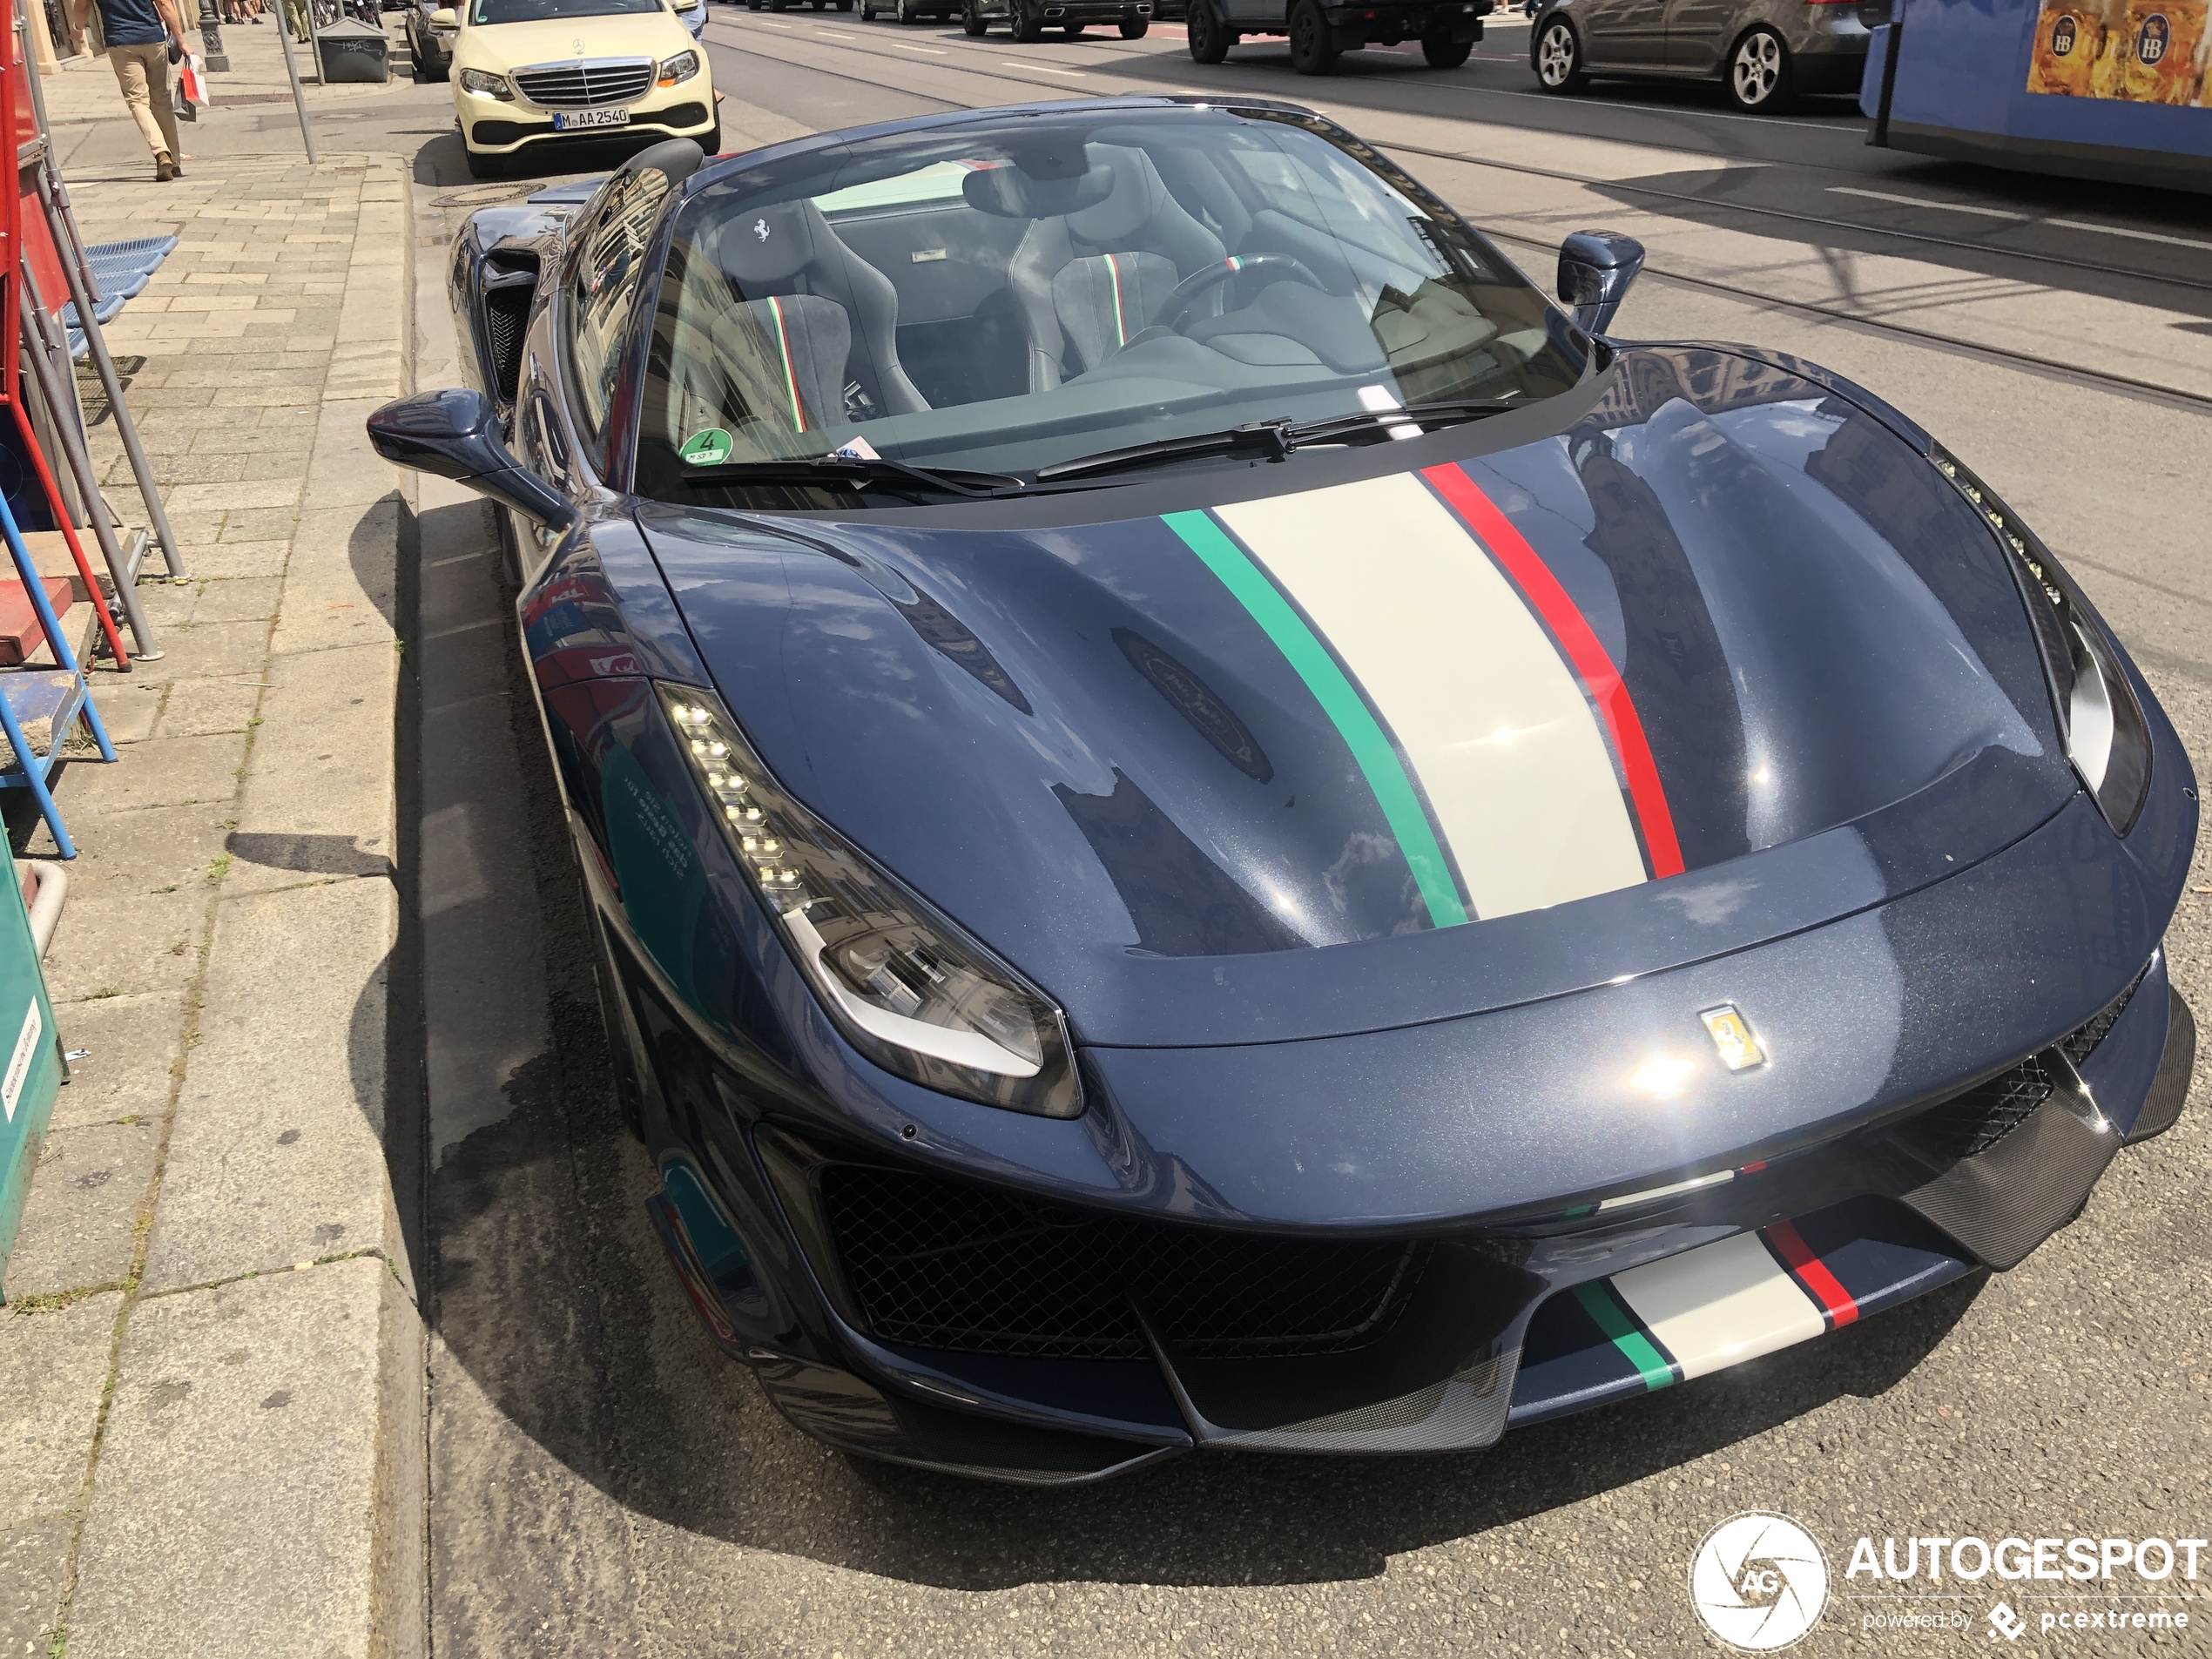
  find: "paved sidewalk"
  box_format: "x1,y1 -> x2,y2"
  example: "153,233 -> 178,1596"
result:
0,26 -> 422,1659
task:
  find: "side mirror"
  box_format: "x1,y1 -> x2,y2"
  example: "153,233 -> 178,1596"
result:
1557,230 -> 1646,337
367,387 -> 577,532
428,6 -> 455,23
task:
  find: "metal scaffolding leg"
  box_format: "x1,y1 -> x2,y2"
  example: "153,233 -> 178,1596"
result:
36,172 -> 186,580
16,287 -> 160,662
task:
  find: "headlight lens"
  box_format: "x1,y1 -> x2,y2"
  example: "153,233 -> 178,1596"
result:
1932,445 -> 2151,835
657,685 -> 1082,1118
459,67 -> 514,98
658,48 -> 700,84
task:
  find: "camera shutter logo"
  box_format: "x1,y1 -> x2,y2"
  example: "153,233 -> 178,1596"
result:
1689,1512 -> 1830,1651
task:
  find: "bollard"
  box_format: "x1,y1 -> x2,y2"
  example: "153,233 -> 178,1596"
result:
196,0 -> 229,71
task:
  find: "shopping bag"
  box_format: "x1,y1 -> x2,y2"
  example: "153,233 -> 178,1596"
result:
180,51 -> 211,107
172,67 -> 196,122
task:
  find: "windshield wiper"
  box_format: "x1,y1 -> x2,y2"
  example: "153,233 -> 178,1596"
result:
683,455 -> 1023,500
1033,399 -> 1520,485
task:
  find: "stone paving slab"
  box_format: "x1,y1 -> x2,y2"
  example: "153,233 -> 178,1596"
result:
0,1120 -> 160,1301
65,1260 -> 405,1659
142,876 -> 398,1296
0,1293 -> 120,1527
44,989 -> 187,1134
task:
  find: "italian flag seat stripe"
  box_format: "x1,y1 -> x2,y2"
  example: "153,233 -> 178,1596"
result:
1208,475 -> 1648,922
766,294 -> 807,434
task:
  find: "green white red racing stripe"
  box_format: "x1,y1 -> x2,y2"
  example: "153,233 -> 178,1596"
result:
1162,467 -> 1685,926
1578,1223 -> 1863,1392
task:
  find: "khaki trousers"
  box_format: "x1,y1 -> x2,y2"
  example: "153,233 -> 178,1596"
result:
106,39 -> 180,162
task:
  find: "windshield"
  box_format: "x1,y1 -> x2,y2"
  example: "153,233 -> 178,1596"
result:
470,0 -> 658,24
632,106 -> 1589,507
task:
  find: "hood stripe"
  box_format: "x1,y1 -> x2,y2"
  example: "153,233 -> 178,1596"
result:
1421,464 -> 1686,880
1161,509 -> 1467,930
1212,475 -> 1646,922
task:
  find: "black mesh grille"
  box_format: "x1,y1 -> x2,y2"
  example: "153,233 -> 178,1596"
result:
2060,965 -> 2147,1067
822,1165 -> 1426,1360
1910,1055 -> 2057,1161
482,282 -> 530,403
1909,965 -> 2148,1161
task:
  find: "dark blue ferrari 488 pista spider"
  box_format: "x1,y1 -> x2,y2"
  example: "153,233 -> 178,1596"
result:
370,97 -> 2196,1484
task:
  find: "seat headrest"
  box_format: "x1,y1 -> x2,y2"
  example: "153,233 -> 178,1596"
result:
1065,146 -> 1175,244
716,199 -> 822,285
961,163 -> 1115,220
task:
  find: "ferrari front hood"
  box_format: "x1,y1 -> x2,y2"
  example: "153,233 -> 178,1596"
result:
640,347 -> 2080,1049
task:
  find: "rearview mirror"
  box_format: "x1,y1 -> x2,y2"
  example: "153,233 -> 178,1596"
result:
367,387 -> 577,532
1557,230 -> 1646,337
428,6 -> 455,23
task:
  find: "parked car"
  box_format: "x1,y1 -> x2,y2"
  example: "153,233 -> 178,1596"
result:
1528,0 -> 1876,111
1185,0 -> 1489,72
857,0 -> 945,19
749,0 -> 854,11
961,0 -> 1150,37
403,0 -> 455,79
372,98 -> 2195,1486
448,0 -> 718,178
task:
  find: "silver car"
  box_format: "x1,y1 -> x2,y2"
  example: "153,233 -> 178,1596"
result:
1528,0 -> 1877,111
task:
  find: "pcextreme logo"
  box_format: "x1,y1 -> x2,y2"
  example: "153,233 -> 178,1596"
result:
1689,1512 -> 1831,1651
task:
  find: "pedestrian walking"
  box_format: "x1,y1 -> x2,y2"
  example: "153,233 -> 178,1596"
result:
67,0 -> 188,182
283,0 -> 307,38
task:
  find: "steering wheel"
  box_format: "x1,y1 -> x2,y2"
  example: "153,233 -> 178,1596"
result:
1157,253 -> 1326,334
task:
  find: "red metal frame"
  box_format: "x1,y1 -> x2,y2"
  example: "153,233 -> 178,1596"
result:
2,10 -> 129,671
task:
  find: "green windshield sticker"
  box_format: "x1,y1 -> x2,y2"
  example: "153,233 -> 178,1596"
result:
678,428 -> 734,467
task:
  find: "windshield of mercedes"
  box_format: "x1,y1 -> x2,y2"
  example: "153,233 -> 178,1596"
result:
628,106 -> 1591,506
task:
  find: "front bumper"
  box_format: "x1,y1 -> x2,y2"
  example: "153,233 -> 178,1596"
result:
462,87 -> 714,155
1034,1 -> 1152,19
641,956 -> 2189,1482
1318,0 -> 1486,42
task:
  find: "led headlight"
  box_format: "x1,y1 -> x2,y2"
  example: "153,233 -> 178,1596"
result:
658,49 -> 700,84
658,685 -> 1082,1118
459,67 -> 515,99
1932,445 -> 2151,835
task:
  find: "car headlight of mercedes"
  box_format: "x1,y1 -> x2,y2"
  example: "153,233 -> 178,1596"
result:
1932,445 -> 2152,835
458,67 -> 515,99
658,685 -> 1082,1118
658,49 -> 700,85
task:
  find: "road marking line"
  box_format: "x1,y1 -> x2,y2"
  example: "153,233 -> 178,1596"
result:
1005,58 -> 1084,71
1826,186 -> 2212,253
890,38 -> 948,49
1453,83 -> 1862,129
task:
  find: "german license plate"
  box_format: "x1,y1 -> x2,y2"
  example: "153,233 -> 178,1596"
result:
552,108 -> 630,130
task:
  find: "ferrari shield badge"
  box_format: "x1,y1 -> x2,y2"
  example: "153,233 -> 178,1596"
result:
1700,1004 -> 1765,1072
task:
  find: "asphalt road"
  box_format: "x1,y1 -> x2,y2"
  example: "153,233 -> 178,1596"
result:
389,23 -> 2212,1656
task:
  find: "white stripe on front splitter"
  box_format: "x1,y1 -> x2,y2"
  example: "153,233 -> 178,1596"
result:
1217,475 -> 1647,920
1609,1231 -> 1825,1381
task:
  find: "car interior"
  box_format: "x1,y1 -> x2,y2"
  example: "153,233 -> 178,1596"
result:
635,111 -> 1587,496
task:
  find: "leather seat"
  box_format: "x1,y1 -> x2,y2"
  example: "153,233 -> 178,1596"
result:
708,198 -> 930,421
995,146 -> 1225,392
